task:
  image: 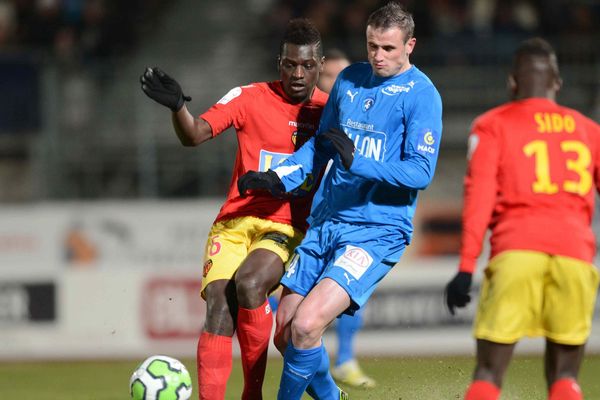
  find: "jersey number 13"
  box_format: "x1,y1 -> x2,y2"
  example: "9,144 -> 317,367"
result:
523,139 -> 592,196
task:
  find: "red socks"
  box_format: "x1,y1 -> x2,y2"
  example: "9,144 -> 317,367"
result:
197,332 -> 232,400
463,377 -> 582,400
548,378 -> 582,400
465,380 -> 501,400
237,300 -> 273,400
196,301 -> 272,400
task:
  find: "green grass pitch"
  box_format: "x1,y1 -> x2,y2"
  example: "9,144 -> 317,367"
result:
1,355 -> 599,399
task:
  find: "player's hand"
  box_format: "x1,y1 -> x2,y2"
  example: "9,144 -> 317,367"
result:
140,67 -> 191,111
238,170 -> 285,198
445,271 -> 472,315
316,128 -> 355,170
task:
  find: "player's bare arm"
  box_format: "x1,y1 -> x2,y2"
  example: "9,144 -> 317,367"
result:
171,110 -> 213,147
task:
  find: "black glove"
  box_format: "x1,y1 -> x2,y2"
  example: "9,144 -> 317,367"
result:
140,67 -> 191,111
238,170 -> 285,198
445,271 -> 473,315
315,128 -> 355,170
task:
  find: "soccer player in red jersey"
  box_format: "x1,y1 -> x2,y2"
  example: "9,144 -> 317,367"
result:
140,19 -> 328,400
445,37 -> 600,400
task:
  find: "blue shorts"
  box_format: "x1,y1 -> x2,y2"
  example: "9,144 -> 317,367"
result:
280,220 -> 406,313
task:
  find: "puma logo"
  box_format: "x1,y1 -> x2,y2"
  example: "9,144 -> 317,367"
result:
346,90 -> 358,102
344,272 -> 355,285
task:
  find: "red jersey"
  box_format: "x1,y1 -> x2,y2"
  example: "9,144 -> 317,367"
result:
460,98 -> 600,272
200,81 -> 328,231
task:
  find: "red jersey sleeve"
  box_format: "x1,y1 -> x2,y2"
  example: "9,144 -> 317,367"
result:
200,86 -> 255,136
459,115 -> 501,273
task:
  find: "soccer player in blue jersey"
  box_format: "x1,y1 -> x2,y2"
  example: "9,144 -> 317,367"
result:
239,3 -> 443,399
318,48 -> 376,390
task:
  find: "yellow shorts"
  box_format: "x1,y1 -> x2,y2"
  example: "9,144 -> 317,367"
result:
200,216 -> 304,297
474,250 -> 599,345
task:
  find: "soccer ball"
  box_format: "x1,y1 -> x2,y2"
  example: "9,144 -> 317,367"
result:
129,355 -> 192,400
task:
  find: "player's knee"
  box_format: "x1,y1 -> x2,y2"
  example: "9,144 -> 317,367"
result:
291,314 -> 322,345
235,267 -> 276,299
235,274 -> 259,296
235,275 -> 269,308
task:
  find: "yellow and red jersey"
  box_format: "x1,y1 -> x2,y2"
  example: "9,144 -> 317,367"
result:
201,81 -> 328,232
460,98 -> 600,272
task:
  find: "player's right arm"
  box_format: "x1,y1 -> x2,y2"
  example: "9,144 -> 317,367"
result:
140,66 -> 213,146
446,115 -> 501,314
459,117 -> 501,273
171,108 -> 213,146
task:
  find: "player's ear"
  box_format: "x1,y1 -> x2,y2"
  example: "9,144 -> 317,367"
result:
319,56 -> 325,72
553,76 -> 563,92
405,37 -> 416,56
507,74 -> 517,98
276,56 -> 281,72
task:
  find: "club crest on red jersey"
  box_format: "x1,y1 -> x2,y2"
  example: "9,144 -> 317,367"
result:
291,131 -> 311,148
203,259 -> 213,277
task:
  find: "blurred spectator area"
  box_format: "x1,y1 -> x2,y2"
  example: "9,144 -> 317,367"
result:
0,53 -> 40,133
0,0 -> 599,255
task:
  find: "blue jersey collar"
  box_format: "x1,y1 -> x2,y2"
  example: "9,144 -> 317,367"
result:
369,65 -> 415,85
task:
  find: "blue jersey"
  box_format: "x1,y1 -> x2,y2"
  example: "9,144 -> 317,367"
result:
273,62 -> 443,241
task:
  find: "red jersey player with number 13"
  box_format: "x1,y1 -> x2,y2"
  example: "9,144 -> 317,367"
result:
140,19 -> 327,400
445,37 -> 600,400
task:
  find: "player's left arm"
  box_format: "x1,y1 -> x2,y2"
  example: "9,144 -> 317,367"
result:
590,120 -> 600,195
347,85 -> 443,189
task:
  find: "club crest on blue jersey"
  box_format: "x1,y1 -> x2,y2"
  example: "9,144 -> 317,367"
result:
363,97 -> 375,112
416,129 -> 439,155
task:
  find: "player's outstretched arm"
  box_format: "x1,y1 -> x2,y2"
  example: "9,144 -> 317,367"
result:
140,67 -> 191,111
140,67 -> 212,146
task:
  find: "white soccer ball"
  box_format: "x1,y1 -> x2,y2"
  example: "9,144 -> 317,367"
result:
129,355 -> 193,400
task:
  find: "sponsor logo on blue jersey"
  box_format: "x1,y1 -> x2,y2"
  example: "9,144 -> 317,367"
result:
349,131 -> 386,161
416,129 -> 438,155
363,97 -> 375,112
381,80 -> 416,96
342,120 -> 387,161
346,90 -> 358,102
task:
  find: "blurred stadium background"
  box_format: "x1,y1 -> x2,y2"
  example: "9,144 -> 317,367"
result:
0,0 -> 599,399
